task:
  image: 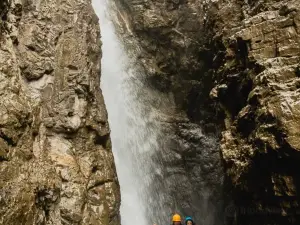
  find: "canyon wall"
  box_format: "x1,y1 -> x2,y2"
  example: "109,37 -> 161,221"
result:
112,0 -> 300,224
0,0 -> 120,224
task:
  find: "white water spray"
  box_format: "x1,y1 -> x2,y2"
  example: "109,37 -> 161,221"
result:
92,1 -> 224,225
92,1 -> 174,225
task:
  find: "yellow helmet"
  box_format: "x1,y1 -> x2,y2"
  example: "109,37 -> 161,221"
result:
172,214 -> 181,222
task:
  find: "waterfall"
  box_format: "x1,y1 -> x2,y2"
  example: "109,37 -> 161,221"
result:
92,1 -> 224,225
92,1 -> 174,224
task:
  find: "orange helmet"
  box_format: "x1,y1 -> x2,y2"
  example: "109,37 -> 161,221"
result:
172,214 -> 181,222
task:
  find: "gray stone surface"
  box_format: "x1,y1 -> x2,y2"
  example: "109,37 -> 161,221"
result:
0,0 -> 120,224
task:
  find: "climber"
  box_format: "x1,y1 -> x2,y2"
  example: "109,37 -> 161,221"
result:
172,213 -> 183,225
185,216 -> 195,225
152,213 -> 183,225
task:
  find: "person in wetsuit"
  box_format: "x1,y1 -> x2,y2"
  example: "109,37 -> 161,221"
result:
185,216 -> 195,225
172,214 -> 182,225
153,213 -> 183,225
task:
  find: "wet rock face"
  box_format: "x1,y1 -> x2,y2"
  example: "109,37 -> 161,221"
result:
113,0 -> 300,224
112,0 -> 224,224
114,0 -> 221,131
0,0 -> 120,224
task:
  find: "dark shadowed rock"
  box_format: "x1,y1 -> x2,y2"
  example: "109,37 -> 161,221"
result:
111,0 -> 300,224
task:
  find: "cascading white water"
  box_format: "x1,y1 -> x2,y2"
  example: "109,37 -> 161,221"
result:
92,1 -> 174,224
92,1 -> 224,225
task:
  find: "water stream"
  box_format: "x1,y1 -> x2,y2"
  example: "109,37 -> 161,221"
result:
92,1 -> 223,225
92,1 -> 174,224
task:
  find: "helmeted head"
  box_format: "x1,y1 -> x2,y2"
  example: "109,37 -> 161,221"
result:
185,216 -> 194,225
172,214 -> 182,225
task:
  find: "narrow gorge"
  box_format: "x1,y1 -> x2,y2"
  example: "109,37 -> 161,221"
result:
94,1 -> 222,225
0,0 -> 300,225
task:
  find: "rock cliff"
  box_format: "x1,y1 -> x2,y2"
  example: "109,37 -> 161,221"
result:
112,0 -> 300,224
0,0 -> 120,224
